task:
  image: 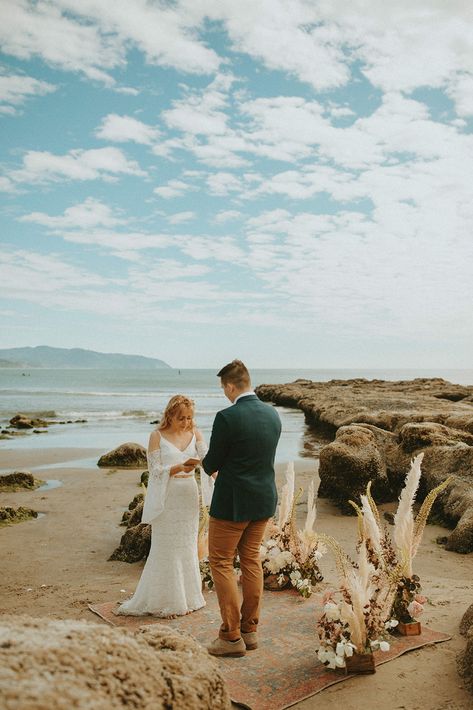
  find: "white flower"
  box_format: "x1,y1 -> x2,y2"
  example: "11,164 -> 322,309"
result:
265,558 -> 282,574
345,644 -> 354,658
390,619 -> 399,628
324,602 -> 341,622
379,641 -> 390,652
370,639 -> 380,649
290,570 -> 302,583
336,642 -> 346,657
335,655 -> 346,668
266,539 -> 277,548
268,546 -> 282,559
281,550 -> 294,564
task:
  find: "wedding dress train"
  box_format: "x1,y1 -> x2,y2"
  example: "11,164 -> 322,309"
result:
117,434 -> 211,617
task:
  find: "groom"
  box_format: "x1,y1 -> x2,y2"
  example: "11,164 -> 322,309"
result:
202,360 -> 281,657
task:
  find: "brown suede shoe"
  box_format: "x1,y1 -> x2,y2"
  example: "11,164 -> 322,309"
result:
207,637 -> 246,658
241,631 -> 258,650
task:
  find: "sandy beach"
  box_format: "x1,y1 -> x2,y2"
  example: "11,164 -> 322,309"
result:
1,446 -> 472,709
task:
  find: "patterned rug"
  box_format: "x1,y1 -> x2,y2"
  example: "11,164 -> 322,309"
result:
89,589 -> 451,710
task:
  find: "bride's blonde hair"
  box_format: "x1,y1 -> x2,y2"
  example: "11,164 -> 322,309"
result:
158,395 -> 195,431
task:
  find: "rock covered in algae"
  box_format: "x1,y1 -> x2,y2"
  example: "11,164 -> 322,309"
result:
0,615 -> 230,710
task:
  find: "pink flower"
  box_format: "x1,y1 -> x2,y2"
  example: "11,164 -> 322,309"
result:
407,600 -> 424,619
415,594 -> 427,605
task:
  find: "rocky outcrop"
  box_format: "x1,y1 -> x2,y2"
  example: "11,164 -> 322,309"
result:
458,628 -> 473,696
319,424 -> 395,512
0,506 -> 38,525
0,615 -> 230,709
97,443 -> 147,468
460,603 -> 473,636
0,472 -> 36,490
319,421 -> 473,553
120,493 -> 144,527
109,523 -> 150,563
256,378 -> 473,433
9,413 -> 48,429
256,378 -> 473,553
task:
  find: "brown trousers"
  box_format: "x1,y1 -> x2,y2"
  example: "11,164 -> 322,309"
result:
208,516 -> 269,641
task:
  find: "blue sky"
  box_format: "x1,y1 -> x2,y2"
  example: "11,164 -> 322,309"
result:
1,1 -> 472,368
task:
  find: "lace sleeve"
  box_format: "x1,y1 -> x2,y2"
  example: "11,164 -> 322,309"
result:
196,439 -> 214,507
141,447 -> 171,524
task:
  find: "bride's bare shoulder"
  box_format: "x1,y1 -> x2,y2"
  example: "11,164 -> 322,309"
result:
148,429 -> 161,452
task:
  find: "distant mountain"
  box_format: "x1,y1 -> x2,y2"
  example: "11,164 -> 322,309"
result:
0,346 -> 171,369
0,358 -> 23,368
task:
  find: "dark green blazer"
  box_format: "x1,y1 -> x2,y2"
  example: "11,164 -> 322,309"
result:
202,394 -> 281,521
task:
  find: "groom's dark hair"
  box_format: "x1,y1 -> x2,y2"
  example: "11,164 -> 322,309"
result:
218,359 -> 251,390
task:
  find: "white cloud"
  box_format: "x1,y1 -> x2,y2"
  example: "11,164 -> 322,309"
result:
0,71 -> 56,115
0,0 -> 123,86
20,198 -> 126,229
58,0 -> 220,74
214,210 -> 243,223
0,249 -> 109,297
8,147 -> 145,184
95,114 -> 160,144
198,0 -> 349,91
206,172 -> 242,196
166,211 -> 196,225
154,179 -> 192,199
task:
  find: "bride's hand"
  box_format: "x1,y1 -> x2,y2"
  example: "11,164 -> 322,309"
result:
171,464 -> 195,478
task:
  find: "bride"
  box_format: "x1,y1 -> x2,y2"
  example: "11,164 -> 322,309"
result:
117,395 -> 212,617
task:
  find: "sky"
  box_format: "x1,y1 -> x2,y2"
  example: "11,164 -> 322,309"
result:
0,0 -> 472,369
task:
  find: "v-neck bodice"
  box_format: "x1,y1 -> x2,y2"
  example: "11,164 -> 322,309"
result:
159,432 -> 196,453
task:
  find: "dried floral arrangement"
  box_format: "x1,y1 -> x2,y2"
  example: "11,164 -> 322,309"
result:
316,533 -> 399,669
260,463 -> 325,598
350,453 -> 452,626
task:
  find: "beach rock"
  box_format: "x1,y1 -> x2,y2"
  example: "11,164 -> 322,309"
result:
458,628 -> 473,696
9,413 -> 48,429
109,523 -> 150,562
121,494 -> 144,527
0,471 -> 35,489
319,424 -> 395,512
258,378 -> 473,553
256,378 -> 473,433
0,615 -> 230,710
460,603 -> 473,636
97,442 -> 147,468
0,506 -> 38,525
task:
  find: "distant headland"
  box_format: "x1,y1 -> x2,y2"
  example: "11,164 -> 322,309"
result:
0,346 -> 171,369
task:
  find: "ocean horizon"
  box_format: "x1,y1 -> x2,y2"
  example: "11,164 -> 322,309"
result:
1,367 -> 473,464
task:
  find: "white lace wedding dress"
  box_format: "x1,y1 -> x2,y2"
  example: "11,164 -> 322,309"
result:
117,434 -> 212,617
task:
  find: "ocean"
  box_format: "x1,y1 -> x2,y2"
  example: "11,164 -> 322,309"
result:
1,367 -> 472,465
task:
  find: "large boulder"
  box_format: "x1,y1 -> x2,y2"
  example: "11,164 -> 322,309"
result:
98,443 -> 147,468
109,523 -> 151,563
320,421 -> 473,553
460,603 -> 473,636
0,615 -> 230,709
319,424 -> 395,512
